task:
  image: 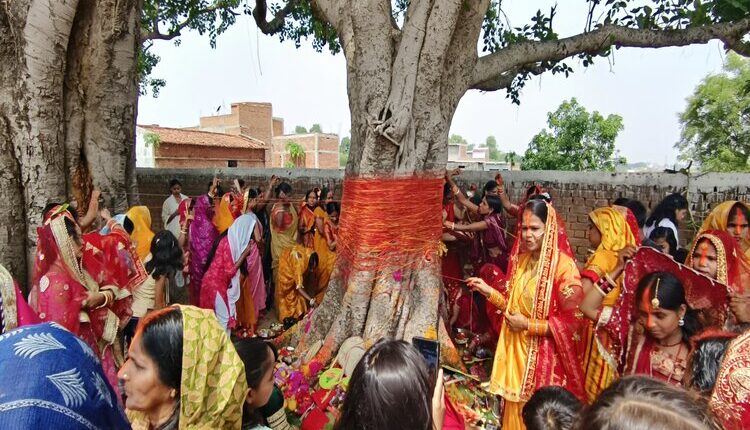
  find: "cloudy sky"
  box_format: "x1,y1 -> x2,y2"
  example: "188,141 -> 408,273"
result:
137,1 -> 728,165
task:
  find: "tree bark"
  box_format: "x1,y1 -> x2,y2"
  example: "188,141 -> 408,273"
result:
284,0 -> 491,365
0,0 -> 139,286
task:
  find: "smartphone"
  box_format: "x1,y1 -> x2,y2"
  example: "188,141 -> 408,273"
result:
412,337 -> 440,374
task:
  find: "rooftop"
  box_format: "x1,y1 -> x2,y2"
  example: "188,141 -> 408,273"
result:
140,125 -> 267,150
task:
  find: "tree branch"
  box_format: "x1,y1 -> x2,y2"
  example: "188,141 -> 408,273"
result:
471,19 -> 750,91
141,3 -> 239,43
472,63 -> 547,92
252,0 -> 300,35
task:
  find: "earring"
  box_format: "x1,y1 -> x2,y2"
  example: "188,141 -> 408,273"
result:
678,317 -> 685,327
170,389 -> 177,399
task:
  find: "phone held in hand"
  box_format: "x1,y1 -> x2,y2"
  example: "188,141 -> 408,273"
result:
412,336 -> 440,376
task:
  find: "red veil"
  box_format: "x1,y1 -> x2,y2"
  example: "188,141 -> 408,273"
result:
600,247 -> 730,375
686,229 -> 750,295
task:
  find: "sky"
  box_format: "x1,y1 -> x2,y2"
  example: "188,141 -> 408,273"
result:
137,1 -> 729,166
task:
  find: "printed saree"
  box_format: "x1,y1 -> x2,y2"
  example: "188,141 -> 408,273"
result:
710,329 -> 750,430
0,323 -> 131,429
29,216 -> 133,393
275,244 -> 315,322
189,195 -> 218,306
128,305 -> 248,430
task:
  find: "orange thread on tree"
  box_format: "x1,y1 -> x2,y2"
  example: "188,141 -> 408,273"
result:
336,176 -> 443,278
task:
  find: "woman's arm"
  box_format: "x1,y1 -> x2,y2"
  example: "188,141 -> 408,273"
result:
444,220 -> 488,233
579,247 -> 635,321
79,189 -> 101,230
153,276 -> 167,310
445,170 -> 480,214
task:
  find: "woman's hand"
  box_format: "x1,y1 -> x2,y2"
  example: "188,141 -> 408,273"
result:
730,290 -> 750,323
82,291 -> 106,309
615,245 -> 637,272
431,368 -> 445,430
505,312 -> 529,332
99,208 -> 112,222
465,277 -> 492,297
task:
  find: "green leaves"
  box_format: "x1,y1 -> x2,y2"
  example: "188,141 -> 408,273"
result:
676,52 -> 750,172
522,98 -> 626,171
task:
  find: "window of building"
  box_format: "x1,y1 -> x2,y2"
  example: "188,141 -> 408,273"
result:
227,160 -> 238,167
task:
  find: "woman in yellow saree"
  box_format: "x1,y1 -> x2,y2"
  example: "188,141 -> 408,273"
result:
271,183 -> 299,284
699,201 -> 750,259
313,201 -> 338,303
126,206 -> 155,261
578,206 -> 638,401
466,200 -> 585,429
299,189 -> 319,249
274,244 -> 318,322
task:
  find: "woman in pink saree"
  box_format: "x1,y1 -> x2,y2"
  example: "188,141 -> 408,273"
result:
0,264 -> 39,334
29,213 -> 132,391
189,193 -> 218,306
200,214 -> 263,331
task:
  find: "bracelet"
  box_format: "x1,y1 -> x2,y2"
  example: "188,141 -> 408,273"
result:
488,289 -> 507,312
594,279 -> 608,297
528,319 -> 549,336
452,186 -> 460,196
599,276 -> 616,295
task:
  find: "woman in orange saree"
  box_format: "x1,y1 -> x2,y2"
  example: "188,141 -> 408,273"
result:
313,201 -> 339,303
578,206 -> 638,401
699,201 -> 750,259
298,189 -> 319,249
465,200 -> 585,429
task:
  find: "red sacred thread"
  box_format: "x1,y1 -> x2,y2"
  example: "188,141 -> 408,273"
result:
336,176 -> 444,276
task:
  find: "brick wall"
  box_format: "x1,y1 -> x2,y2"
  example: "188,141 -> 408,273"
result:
154,143 -> 265,169
271,134 -> 340,169
272,118 -> 284,137
135,168 -> 750,262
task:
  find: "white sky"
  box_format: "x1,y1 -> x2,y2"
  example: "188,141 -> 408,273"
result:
137,1 -> 728,165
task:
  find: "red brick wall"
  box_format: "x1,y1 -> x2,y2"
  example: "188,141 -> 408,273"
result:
273,118 -> 284,137
155,143 -> 265,169
271,134 -> 339,168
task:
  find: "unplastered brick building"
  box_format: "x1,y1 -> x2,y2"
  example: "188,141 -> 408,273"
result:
136,101 -> 339,169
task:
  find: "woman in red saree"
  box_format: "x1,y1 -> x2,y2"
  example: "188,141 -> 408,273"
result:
29,213 -> 132,392
465,200 -> 585,429
686,229 -> 750,329
711,329 -> 750,430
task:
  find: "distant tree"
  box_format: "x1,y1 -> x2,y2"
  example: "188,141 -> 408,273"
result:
486,135 -> 501,160
449,134 -> 468,145
295,125 -> 308,134
310,123 -> 323,133
467,143 -> 475,151
676,53 -> 750,172
522,98 -> 625,171
286,140 -> 306,167
505,151 -> 518,169
340,136 -> 351,168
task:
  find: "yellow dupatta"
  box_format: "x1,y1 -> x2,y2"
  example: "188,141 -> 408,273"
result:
582,207 -> 637,401
126,206 -> 155,262
271,203 -> 299,281
128,305 -> 248,429
214,195 -> 235,234
699,201 -> 750,259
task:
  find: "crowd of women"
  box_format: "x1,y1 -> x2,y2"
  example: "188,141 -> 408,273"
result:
439,169 -> 750,429
1,168 -> 750,429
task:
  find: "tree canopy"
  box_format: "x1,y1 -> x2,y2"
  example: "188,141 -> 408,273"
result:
522,98 -> 625,171
676,53 -> 750,172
